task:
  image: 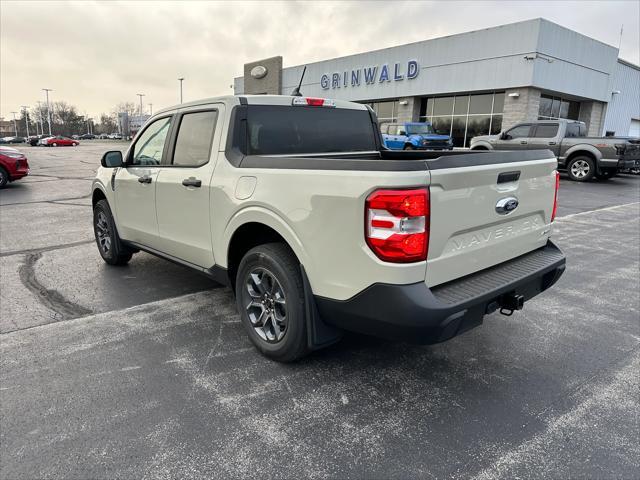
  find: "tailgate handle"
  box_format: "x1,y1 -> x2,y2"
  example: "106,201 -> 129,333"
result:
497,171 -> 521,184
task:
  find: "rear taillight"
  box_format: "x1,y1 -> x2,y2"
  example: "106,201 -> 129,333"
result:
365,188 -> 429,263
551,170 -> 560,222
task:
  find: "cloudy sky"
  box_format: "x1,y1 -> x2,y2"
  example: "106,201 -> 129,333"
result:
1,0 -> 638,120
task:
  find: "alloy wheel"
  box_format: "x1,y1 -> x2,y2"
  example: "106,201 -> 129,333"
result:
95,211 -> 112,254
571,159 -> 590,179
243,268 -> 287,343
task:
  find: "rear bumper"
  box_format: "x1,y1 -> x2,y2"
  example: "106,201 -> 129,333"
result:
315,241 -> 566,344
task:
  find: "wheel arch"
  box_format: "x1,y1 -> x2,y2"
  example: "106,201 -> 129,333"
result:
92,185 -> 108,208
565,146 -> 600,164
222,208 -> 309,291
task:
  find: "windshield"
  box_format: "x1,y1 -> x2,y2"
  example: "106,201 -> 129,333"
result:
246,105 -> 377,155
406,124 -> 435,135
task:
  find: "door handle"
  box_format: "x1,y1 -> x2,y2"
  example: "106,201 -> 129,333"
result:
520,141 -> 528,145
137,175 -> 152,184
548,141 -> 557,145
182,177 -> 202,188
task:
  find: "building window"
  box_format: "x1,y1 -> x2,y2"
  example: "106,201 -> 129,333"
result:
419,91 -> 504,147
538,94 -> 580,121
365,100 -> 400,125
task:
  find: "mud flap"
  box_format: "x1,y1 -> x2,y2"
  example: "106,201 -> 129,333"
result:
301,265 -> 343,350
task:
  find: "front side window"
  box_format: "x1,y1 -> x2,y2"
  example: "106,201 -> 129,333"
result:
406,124 -> 435,135
533,124 -> 559,138
505,124 -> 531,139
132,117 -> 171,166
172,111 -> 218,167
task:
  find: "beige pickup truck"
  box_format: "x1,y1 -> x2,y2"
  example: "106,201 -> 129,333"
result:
92,95 -> 565,361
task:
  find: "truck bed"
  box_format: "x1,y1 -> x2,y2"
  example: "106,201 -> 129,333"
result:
234,149 -> 556,171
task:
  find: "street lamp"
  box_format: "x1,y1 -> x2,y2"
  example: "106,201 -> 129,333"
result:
20,106 -> 30,137
136,93 -> 145,118
178,77 -> 184,103
149,103 -> 153,116
42,88 -> 53,135
10,112 -> 18,136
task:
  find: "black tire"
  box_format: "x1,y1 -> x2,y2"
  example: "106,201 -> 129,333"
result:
403,144 -> 415,150
0,166 -> 8,188
235,243 -> 309,362
595,168 -> 616,180
93,199 -> 133,266
566,155 -> 595,182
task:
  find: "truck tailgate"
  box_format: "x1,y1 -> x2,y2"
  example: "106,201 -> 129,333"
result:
425,151 -> 557,287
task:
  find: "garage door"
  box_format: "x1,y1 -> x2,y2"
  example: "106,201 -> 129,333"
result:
630,119 -> 640,138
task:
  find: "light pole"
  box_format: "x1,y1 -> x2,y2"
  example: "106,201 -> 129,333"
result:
10,112 -> 18,136
136,93 -> 145,118
36,101 -> 44,135
148,103 -> 153,116
20,106 -> 30,137
178,77 -> 184,103
42,88 -> 53,135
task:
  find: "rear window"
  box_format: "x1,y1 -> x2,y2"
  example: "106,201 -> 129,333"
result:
246,105 -> 377,155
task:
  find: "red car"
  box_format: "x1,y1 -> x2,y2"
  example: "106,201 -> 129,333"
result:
0,146 -> 30,188
43,136 -> 79,147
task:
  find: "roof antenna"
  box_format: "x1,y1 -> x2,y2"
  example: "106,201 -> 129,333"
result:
291,66 -> 306,97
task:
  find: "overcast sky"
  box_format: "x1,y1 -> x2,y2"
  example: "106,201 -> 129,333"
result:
1,0 -> 639,120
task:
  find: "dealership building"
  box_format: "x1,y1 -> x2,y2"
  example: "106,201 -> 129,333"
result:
234,18 -> 640,147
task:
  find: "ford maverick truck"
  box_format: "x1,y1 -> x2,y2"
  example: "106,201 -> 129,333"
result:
470,119 -> 640,182
92,95 -> 565,362
381,122 -> 453,150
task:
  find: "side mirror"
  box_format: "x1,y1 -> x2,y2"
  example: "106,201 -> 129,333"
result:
399,130 -> 406,136
500,132 -> 510,140
101,150 -> 123,168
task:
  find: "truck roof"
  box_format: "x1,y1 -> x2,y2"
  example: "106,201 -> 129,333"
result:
155,94 -> 367,116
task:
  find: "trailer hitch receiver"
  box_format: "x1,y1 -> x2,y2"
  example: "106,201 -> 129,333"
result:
499,293 -> 525,316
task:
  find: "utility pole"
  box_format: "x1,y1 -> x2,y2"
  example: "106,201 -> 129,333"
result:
148,103 -> 153,116
42,88 -> 53,135
10,112 -> 18,136
20,106 -> 30,137
178,77 -> 184,103
36,101 -> 43,135
85,111 -> 90,134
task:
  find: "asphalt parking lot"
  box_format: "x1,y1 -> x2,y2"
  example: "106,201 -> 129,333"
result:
1,142 -> 639,479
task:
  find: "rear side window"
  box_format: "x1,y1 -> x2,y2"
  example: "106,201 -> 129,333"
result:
172,111 -> 218,166
533,124 -> 559,138
565,123 -> 586,138
246,106 -> 377,155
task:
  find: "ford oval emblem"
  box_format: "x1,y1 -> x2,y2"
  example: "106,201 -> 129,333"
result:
495,197 -> 519,215
250,65 -> 268,79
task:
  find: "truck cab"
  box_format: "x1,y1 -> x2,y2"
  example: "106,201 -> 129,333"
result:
381,122 -> 453,151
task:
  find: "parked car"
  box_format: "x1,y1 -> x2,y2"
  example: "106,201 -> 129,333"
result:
38,135 -> 54,146
0,146 -> 30,188
381,122 -> 453,150
97,133 -> 110,139
42,135 -> 79,147
107,133 -> 123,140
1,136 -> 26,144
80,134 -> 96,140
92,95 -> 565,362
470,120 -> 640,182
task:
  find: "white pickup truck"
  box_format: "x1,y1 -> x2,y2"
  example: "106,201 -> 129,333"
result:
92,95 -> 565,362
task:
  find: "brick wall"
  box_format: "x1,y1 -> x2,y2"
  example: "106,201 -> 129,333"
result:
502,87 -> 541,130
